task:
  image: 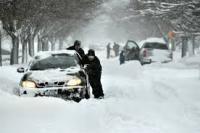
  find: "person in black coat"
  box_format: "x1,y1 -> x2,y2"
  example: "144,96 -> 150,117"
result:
106,43 -> 111,59
85,49 -> 104,99
67,40 -> 85,66
67,40 -> 85,59
119,50 -> 125,65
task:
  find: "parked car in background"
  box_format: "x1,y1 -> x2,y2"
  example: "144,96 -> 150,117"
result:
16,50 -> 90,102
124,40 -> 140,61
139,38 -> 173,65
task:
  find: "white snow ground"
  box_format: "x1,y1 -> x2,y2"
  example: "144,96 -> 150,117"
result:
0,53 -> 200,133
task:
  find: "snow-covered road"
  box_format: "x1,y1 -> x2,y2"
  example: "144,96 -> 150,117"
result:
0,58 -> 200,133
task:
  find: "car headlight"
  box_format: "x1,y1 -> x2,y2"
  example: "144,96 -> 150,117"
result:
67,78 -> 82,86
21,81 -> 36,88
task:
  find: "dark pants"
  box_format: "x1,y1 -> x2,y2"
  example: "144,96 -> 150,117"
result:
120,60 -> 125,65
120,56 -> 125,65
107,51 -> 110,59
89,73 -> 104,98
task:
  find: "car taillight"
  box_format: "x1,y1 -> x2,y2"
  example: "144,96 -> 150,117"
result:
143,50 -> 147,57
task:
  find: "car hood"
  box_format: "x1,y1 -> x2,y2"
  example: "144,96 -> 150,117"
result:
25,67 -> 81,83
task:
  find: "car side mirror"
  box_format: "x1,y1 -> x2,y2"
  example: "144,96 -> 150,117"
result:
17,67 -> 25,73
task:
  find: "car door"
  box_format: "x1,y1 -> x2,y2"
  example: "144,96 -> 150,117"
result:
124,40 -> 140,60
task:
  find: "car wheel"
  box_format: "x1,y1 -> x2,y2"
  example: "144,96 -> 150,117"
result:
72,97 -> 82,103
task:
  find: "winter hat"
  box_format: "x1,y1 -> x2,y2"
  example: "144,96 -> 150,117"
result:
88,49 -> 95,56
74,40 -> 81,46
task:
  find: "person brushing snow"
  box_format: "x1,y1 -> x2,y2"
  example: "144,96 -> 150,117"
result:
85,49 -> 104,99
67,40 -> 85,59
67,40 -> 85,66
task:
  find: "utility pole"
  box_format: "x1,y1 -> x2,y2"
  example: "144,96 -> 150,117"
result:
0,30 -> 2,66
0,1 -> 2,66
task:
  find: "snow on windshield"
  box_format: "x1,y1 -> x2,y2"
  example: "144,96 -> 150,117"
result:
144,42 -> 169,50
30,54 -> 77,70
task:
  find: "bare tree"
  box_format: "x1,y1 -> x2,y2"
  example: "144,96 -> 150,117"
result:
126,0 -> 200,56
0,0 -> 103,64
130,0 -> 200,33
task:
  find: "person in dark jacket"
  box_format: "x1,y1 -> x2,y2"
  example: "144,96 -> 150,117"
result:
113,42 -> 120,57
67,40 -> 85,66
106,43 -> 111,59
67,40 -> 85,59
119,50 -> 125,65
85,49 -> 104,99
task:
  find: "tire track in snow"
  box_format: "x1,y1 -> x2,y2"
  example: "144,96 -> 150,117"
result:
152,81 -> 179,100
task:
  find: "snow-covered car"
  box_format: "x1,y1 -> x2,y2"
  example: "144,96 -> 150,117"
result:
16,50 -> 90,102
124,40 -> 140,61
139,38 -> 173,65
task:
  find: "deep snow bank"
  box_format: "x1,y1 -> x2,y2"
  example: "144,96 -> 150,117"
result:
0,58 -> 200,133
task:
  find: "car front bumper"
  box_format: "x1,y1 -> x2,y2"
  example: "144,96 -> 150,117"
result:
140,58 -> 152,65
140,57 -> 172,64
18,86 -> 86,99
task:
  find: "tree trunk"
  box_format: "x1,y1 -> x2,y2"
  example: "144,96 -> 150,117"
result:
59,38 -> 64,50
10,36 -> 19,65
0,32 -> 2,66
50,37 -> 56,51
51,41 -> 56,51
182,36 -> 188,58
191,36 -> 195,55
28,35 -> 35,57
45,40 -> 49,51
22,39 -> 25,63
37,35 -> 42,52
22,40 -> 28,64
42,38 -> 49,51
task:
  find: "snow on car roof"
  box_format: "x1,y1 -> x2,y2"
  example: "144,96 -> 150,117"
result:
34,50 -> 76,60
138,37 -> 167,48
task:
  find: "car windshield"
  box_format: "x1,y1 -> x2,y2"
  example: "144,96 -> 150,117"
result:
144,43 -> 168,50
30,54 -> 78,70
126,41 -> 138,49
